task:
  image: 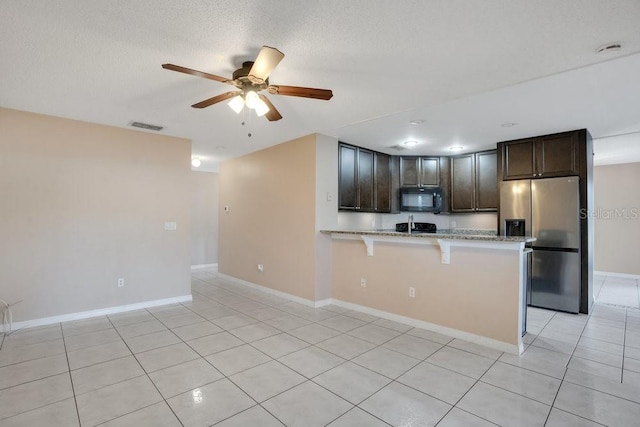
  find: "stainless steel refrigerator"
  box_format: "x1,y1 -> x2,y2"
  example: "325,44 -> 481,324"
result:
500,177 -> 581,313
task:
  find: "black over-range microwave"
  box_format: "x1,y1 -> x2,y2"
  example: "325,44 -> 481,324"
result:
399,187 -> 443,213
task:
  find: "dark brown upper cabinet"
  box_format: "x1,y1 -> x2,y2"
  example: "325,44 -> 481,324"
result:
502,131 -> 579,180
450,150 -> 497,213
399,156 -> 440,187
374,152 -> 391,213
338,144 -> 357,209
338,142 -> 391,213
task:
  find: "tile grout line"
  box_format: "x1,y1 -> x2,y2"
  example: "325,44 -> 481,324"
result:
541,305 -> 594,426
188,275 -> 444,425
104,312 -> 186,427
434,356 -> 503,426
144,295 -> 295,426
5,270 -> 638,425
200,272 -> 522,425
59,322 -> 82,427
145,301 -> 299,426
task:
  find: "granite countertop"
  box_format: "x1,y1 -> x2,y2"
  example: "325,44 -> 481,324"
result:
321,229 -> 536,243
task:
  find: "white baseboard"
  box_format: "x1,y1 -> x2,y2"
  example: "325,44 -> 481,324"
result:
594,270 -> 640,280
216,273 -> 327,308
329,299 -> 522,355
9,294 -> 193,332
213,273 -> 521,354
191,263 -> 218,271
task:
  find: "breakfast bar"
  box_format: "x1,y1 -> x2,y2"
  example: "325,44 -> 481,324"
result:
322,229 -> 535,354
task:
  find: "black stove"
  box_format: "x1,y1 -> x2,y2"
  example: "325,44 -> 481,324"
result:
395,222 -> 437,233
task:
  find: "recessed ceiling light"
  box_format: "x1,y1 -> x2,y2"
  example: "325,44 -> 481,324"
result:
409,119 -> 425,125
596,42 -> 622,54
403,140 -> 419,147
448,146 -> 464,152
501,122 -> 517,127
191,157 -> 201,167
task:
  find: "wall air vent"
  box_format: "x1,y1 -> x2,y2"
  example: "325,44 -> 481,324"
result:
129,121 -> 164,131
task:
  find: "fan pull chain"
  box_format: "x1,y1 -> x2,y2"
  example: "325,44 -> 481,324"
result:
240,106 -> 253,138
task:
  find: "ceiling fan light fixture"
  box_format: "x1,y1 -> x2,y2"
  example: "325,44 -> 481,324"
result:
228,96 -> 245,114
244,91 -> 260,109
254,99 -> 270,117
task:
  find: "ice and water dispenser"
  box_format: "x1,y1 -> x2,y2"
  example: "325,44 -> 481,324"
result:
505,219 -> 526,237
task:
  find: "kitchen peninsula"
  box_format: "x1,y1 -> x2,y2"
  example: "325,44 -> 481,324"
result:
322,229 -> 534,354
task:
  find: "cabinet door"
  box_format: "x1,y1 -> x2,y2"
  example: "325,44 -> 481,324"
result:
374,152 -> 391,213
438,157 -> 451,213
503,139 -> 536,180
451,154 -> 475,212
475,150 -> 497,211
537,131 -> 579,177
420,157 -> 440,187
338,144 -> 358,210
357,148 -> 375,211
399,157 -> 420,187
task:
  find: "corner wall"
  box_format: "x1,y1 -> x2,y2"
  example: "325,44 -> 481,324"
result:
0,108 -> 192,323
218,135 -> 319,300
594,162 -> 640,275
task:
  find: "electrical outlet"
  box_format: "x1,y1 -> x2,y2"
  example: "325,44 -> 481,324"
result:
118,278 -> 125,288
361,278 -> 367,288
257,264 -> 264,272
409,287 -> 415,298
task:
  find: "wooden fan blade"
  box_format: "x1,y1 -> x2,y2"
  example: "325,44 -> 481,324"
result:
248,46 -> 284,84
258,94 -> 283,121
191,91 -> 241,109
162,63 -> 232,84
268,85 -> 333,100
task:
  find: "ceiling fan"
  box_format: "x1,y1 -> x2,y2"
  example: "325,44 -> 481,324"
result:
162,46 -> 333,122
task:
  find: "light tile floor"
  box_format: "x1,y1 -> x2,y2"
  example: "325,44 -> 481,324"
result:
1,270 -> 640,426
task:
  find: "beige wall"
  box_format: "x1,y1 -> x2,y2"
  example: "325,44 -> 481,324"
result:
314,135 -> 339,300
0,108 -> 192,322
219,135 -> 319,300
331,238 -> 521,345
594,162 -> 640,275
191,171 -> 219,266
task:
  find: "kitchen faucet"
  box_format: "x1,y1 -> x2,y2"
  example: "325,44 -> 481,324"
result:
408,214 -> 414,234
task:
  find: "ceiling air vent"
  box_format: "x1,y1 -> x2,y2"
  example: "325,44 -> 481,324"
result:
129,121 -> 164,131
596,43 -> 622,54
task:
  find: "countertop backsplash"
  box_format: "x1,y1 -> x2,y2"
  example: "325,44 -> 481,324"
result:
337,211 -> 497,233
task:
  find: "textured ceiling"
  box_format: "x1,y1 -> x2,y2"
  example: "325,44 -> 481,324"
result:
2,0 -> 640,171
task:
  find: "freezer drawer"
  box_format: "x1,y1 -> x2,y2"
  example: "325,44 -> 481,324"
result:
531,249 -> 580,313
